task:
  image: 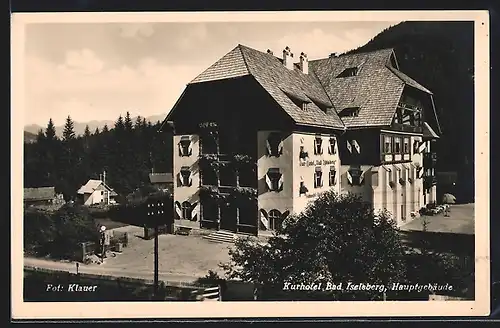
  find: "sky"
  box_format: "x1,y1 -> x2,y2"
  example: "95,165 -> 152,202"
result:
24,20 -> 400,127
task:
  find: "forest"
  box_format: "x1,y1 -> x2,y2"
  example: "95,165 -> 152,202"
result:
23,112 -> 173,201
347,21 -> 475,202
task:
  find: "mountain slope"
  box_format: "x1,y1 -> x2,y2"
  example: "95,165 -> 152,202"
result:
346,21 -> 474,201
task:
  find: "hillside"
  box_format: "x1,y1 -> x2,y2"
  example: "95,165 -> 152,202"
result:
24,131 -> 37,143
24,114 -> 166,137
346,21 -> 475,202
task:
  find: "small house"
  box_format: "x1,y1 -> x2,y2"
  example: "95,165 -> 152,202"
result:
24,187 -> 64,208
77,179 -> 118,206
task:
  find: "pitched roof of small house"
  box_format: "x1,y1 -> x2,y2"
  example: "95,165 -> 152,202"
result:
190,44 -> 345,130
149,173 -> 173,184
77,179 -> 118,196
309,48 -> 433,128
24,187 -> 56,201
422,122 -> 440,139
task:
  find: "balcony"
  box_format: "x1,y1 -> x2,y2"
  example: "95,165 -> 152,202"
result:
423,152 -> 438,168
391,123 -> 423,134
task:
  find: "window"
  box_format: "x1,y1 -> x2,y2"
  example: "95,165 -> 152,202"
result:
299,146 -> 309,160
394,137 -> 401,153
100,191 -> 104,195
266,132 -> 283,157
384,136 -> 392,154
339,107 -> 360,117
182,201 -> 192,220
219,165 -> 236,187
413,139 -> 420,153
200,133 -> 218,155
329,166 -> 337,186
299,181 -> 308,196
347,166 -> 363,186
314,136 -> 323,155
301,102 -> 309,111
201,167 -> 218,186
268,209 -> 284,230
314,167 -> 323,188
265,168 -> 283,192
328,137 -> 336,154
337,67 -> 359,78
179,166 -> 192,187
403,137 -> 410,154
178,136 -> 192,157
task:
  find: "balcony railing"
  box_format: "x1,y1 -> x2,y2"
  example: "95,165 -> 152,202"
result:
423,152 -> 438,168
391,123 -> 423,134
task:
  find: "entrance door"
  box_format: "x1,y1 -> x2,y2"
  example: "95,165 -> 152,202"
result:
220,203 -> 237,232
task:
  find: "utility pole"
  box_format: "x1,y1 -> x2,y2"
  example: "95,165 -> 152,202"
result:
147,195 -> 165,300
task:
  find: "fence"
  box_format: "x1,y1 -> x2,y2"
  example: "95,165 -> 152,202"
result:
190,285 -> 221,301
80,231 -> 130,261
24,266 -> 216,302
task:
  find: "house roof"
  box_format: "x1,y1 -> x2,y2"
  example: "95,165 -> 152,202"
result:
77,179 -> 118,196
149,173 -> 173,184
24,187 -> 55,201
309,48 -> 433,128
423,122 -> 440,139
190,44 -> 345,130
174,44 -> 438,131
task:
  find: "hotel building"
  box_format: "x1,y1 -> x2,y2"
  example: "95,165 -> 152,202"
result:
162,44 -> 440,235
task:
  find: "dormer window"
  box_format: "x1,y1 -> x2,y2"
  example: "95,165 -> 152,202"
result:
339,107 -> 360,117
336,67 -> 359,78
266,132 -> 283,157
313,136 -> 323,155
178,136 -> 192,157
302,102 -> 309,111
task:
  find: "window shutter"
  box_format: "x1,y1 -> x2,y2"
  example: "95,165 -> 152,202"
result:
191,202 -> 199,221
266,139 -> 272,156
265,174 -> 273,191
187,142 -> 193,156
188,174 -> 193,187
278,174 -> 284,191
318,139 -> 323,155
353,140 -> 361,153
418,141 -> 426,153
278,139 -> 284,155
259,209 -> 269,230
359,169 -> 365,184
178,143 -> 183,156
313,173 -> 317,188
346,170 -> 353,185
313,138 -> 318,155
177,173 -> 183,186
174,202 -> 182,219
346,140 -> 352,153
417,167 -> 424,179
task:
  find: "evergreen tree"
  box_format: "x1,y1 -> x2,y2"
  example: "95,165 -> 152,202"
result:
124,111 -> 133,131
62,116 -> 76,141
134,115 -> 143,130
94,127 -> 100,135
45,118 -> 57,140
83,125 -> 91,138
102,124 -> 109,133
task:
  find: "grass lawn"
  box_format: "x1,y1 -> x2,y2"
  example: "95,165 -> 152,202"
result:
94,218 -> 130,230
99,226 -> 232,279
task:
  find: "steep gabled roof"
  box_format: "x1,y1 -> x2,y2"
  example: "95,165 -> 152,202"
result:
188,45 -> 345,130
423,122 -> 440,139
149,173 -> 173,184
77,179 -> 117,196
310,48 -> 434,129
24,187 -> 55,201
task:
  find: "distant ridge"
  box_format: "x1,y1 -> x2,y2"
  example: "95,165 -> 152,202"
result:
24,114 -> 166,138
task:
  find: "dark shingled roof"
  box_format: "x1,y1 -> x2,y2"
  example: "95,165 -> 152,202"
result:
184,45 -> 436,131
190,45 -> 345,130
24,187 -> 55,201
310,48 -> 433,128
149,173 -> 173,184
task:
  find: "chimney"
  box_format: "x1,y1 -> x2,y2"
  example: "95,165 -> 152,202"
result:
299,52 -> 308,74
329,52 -> 338,58
282,46 -> 294,70
266,49 -> 274,56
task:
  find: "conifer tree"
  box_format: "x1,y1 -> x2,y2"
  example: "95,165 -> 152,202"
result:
62,116 -> 76,142
94,127 -> 100,135
83,125 -> 91,138
124,111 -> 133,131
45,118 -> 57,140
102,124 -> 109,133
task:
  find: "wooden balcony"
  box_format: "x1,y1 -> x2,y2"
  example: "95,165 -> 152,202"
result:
390,123 -> 423,134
